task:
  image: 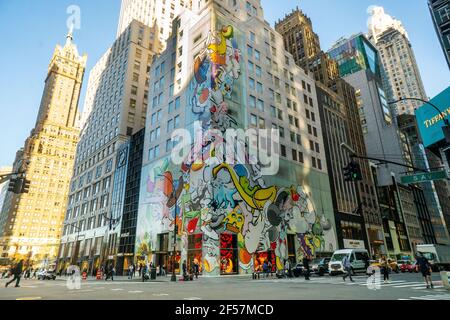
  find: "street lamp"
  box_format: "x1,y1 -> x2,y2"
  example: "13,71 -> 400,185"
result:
389,97 -> 450,142
171,206 -> 179,282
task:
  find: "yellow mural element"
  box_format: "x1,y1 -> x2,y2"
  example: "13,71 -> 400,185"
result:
212,163 -> 277,210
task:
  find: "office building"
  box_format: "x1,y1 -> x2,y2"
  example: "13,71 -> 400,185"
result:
275,8 -> 385,256
368,6 -> 427,116
135,0 -> 338,276
58,21 -> 157,273
428,0 -> 450,69
0,31 -> 86,267
117,0 -> 192,51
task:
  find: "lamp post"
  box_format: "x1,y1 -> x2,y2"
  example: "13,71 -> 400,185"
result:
389,97 -> 450,173
171,206 -> 179,282
389,97 -> 450,140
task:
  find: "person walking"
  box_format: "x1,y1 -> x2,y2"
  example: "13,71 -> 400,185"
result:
128,264 -> 134,280
142,264 -> 148,282
267,260 -> 273,278
193,260 -> 200,280
105,263 -> 114,281
416,254 -> 434,289
262,260 -> 269,278
5,260 -> 24,288
303,256 -> 311,281
342,255 -> 354,282
380,256 -> 390,283
284,259 -> 290,278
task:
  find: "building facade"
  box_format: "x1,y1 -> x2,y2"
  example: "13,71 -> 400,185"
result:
0,32 -> 86,267
116,128 -> 145,275
135,0 -> 338,277
58,21 -> 158,273
328,34 -> 418,258
117,0 -> 192,51
275,9 -> 384,257
428,0 -> 450,69
368,6 -> 428,116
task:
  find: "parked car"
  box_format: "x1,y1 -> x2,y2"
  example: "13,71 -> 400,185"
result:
293,264 -> 304,278
329,249 -> 370,276
399,260 -> 412,273
37,270 -> 56,280
388,259 -> 399,273
311,258 -> 330,276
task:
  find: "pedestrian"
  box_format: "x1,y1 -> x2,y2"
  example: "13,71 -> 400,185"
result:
5,260 -> 24,288
284,259 -> 291,278
182,260 -> 188,281
142,264 -> 148,282
193,260 -> 200,279
342,255 -> 354,282
380,256 -> 390,283
267,260 -> 273,277
138,264 -> 142,277
262,260 -> 269,278
32,269 -> 37,279
363,255 -> 370,276
416,254 -> 434,289
303,256 -> 311,280
105,263 -> 114,281
162,264 -> 166,277
128,264 -> 134,279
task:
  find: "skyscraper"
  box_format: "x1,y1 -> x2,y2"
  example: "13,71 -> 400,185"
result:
134,0 -> 338,277
0,31 -> 87,267
117,0 -> 192,50
368,6 -> 427,116
428,0 -> 450,69
276,9 -> 385,256
329,34 -> 416,258
368,6 -> 450,246
58,21 -> 158,273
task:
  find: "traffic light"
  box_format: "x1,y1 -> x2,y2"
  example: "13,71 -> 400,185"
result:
21,179 -> 31,194
350,162 -> 363,182
343,164 -> 353,182
343,161 -> 363,182
8,178 -> 23,194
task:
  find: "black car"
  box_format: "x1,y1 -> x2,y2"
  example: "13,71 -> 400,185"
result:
311,258 -> 331,276
293,264 -> 304,277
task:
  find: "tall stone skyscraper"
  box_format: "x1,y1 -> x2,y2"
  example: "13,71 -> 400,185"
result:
367,6 -> 427,116
0,31 -> 86,266
117,0 -> 192,50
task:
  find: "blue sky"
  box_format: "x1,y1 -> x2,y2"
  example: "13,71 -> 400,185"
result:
0,0 -> 449,167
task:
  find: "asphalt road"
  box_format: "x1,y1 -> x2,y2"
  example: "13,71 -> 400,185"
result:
0,272 -> 449,301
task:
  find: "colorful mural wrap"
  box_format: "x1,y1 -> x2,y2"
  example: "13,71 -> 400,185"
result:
135,22 -> 336,276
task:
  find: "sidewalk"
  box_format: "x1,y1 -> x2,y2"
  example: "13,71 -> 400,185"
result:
56,273 -> 255,283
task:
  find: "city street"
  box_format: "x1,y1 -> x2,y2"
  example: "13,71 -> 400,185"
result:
0,272 -> 449,301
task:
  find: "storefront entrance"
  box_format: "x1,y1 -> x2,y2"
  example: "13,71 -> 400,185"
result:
187,234 -> 203,274
220,233 -> 238,275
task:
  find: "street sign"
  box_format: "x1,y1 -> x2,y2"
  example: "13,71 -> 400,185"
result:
400,171 -> 448,185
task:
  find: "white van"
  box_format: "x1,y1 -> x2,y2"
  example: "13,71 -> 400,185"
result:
328,249 -> 370,276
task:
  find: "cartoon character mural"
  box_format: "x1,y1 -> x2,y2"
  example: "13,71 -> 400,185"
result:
135,22 -> 336,276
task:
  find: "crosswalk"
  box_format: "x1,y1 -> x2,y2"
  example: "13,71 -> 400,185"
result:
259,275 -> 445,291
399,293 -> 450,300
